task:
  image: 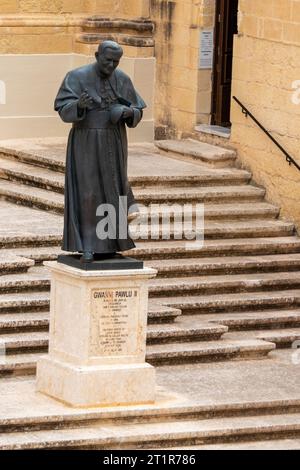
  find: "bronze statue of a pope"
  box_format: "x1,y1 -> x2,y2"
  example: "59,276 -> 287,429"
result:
55,41 -> 145,263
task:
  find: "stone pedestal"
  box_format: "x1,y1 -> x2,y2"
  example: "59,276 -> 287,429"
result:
36,261 -> 157,407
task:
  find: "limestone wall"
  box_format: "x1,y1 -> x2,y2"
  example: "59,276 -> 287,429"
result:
0,1 -> 89,54
230,0 -> 300,230
0,0 -> 155,141
0,1 -> 151,54
89,0 -> 150,19
151,0 -> 215,139
0,0 -> 211,141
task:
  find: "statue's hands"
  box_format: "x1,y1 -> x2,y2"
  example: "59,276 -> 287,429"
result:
122,107 -> 134,119
78,91 -> 94,110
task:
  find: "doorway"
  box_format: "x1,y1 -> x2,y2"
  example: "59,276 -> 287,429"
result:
211,0 -> 239,127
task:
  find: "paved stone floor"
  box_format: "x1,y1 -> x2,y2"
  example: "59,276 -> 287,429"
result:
0,137 -> 240,177
157,349 -> 300,404
0,350 -> 299,423
0,138 -> 67,166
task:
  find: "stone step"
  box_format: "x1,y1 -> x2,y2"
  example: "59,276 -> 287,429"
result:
0,180 -> 268,217
148,318 -> 228,343
256,328 -> 300,349
0,180 -> 64,214
0,255 -> 300,297
2,233 -> 300,258
0,332 -> 48,353
147,253 -> 300,277
1,307 -> 299,340
6,406 -> 300,450
0,267 -> 50,293
0,140 -> 66,173
135,185 -> 266,204
0,254 -> 34,275
0,292 -> 181,323
147,303 -> 182,323
1,238 -> 300,280
0,306 -> 182,335
0,304 -> 181,331
0,141 -> 252,184
1,393 -> 300,432
0,157 -> 65,194
130,170 -> 252,187
226,329 -> 300,350
0,235 -> 62,250
2,283 -> 300,317
130,220 -> 295,241
0,312 -> 49,332
149,272 -> 300,297
133,237 -> 300,260
206,309 -> 300,331
0,354 -> 39,376
165,438 -> 300,450
2,306 -> 300,347
135,202 -> 280,222
156,139 -> 237,168
15,254 -> 299,279
0,292 -> 50,313
146,339 -> 275,365
0,186 -> 291,241
0,156 -> 253,190
158,290 -> 300,314
2,247 -> 65,263
0,338 -> 275,376
0,316 -> 228,347
203,202 -> 279,220
0,179 -> 267,215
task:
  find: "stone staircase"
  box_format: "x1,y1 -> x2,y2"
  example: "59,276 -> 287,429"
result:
3,406 -> 300,450
1,138 -> 300,449
0,139 -> 300,377
1,371 -> 300,449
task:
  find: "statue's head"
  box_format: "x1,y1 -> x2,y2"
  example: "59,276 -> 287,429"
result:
95,41 -> 123,77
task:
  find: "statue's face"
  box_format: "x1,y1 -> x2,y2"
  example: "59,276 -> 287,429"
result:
96,48 -> 122,77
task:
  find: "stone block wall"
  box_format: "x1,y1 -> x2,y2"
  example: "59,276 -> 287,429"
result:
0,0 -> 213,139
0,1 -> 151,54
0,0 -> 155,141
151,0 -> 215,139
231,0 -> 300,229
0,0 -> 88,54
90,0 -> 150,18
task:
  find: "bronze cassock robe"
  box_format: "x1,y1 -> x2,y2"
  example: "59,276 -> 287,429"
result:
54,63 -> 146,254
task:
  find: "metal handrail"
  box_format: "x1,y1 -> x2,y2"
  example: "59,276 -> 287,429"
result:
233,96 -> 300,172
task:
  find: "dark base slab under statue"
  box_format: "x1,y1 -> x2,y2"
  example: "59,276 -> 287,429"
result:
58,253 -> 144,271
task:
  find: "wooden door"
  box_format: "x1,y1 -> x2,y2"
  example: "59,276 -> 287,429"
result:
211,0 -> 238,127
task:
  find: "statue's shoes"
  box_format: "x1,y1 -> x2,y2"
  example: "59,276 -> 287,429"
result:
80,251 -> 94,263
